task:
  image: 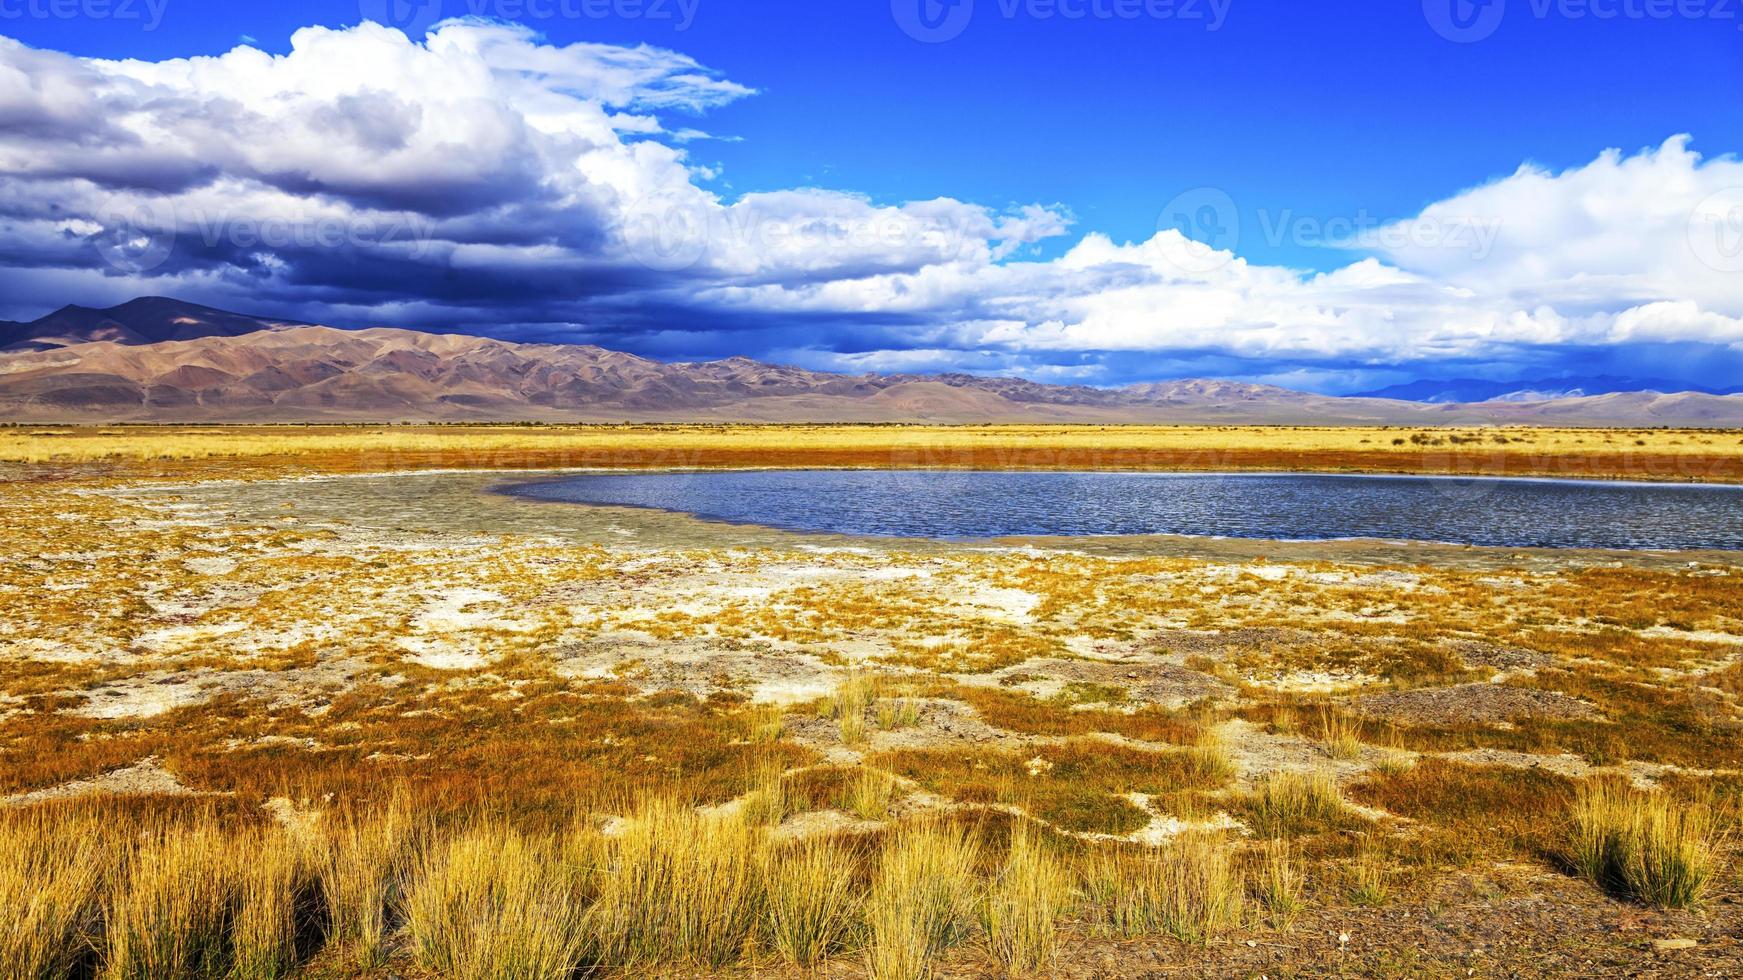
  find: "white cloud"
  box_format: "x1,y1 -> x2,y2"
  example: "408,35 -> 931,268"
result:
0,23 -> 1738,383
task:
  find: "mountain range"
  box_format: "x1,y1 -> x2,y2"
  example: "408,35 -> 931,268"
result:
2,299 -> 1740,425
1355,377 -> 1743,404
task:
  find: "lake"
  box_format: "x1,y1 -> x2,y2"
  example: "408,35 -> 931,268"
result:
502,470 -> 1743,550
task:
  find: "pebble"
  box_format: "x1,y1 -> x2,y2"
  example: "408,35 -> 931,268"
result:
1653,938 -> 1698,951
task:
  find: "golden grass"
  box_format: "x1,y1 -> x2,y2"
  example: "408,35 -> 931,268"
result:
404,824 -> 588,980
844,767 -> 899,821
1079,834 -> 1244,944
743,756 -> 789,827
825,671 -> 878,748
585,797 -> 763,970
764,838 -> 864,967
1319,707 -> 1363,761
1,773 -> 1727,978
877,698 -> 922,730
103,821 -> 235,979
863,822 -> 982,980
229,828 -> 313,980
0,810 -> 107,979
7,424 -> 1736,472
1569,780 -> 1723,909
747,704 -> 786,744
8,426 -> 1743,973
978,824 -> 1073,977
877,742 -> 1233,836
1347,835 -> 1392,906
318,798 -> 417,968
1252,839 -> 1303,919
1349,757 -> 1574,857
1244,770 -> 1356,838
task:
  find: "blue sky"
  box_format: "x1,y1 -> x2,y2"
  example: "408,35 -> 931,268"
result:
1,0 -> 1741,394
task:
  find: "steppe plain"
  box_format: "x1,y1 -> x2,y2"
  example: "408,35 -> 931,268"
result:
4,424 -> 1743,978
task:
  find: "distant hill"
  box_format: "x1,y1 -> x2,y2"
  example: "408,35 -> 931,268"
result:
2,298 -> 1741,425
0,297 -> 308,352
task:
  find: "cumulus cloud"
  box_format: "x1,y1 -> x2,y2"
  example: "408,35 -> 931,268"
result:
0,21 -> 1739,392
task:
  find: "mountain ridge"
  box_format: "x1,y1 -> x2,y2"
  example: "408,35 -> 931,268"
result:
2,299 -> 1741,425
0,297 -> 312,352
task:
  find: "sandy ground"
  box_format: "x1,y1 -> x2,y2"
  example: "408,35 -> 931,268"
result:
5,464 -> 1743,975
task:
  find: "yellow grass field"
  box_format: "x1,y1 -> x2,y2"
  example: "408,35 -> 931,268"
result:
2,426 -> 1741,977
6,423 -> 1743,486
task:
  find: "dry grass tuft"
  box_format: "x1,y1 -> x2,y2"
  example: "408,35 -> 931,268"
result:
1080,834 -> 1244,944
0,810 -> 107,979
764,838 -> 863,967
404,824 -> 587,980
1319,707 -> 1363,761
230,828 -> 315,980
748,704 -> 786,744
1347,835 -> 1391,906
743,757 -> 789,827
585,797 -> 763,970
103,821 -> 235,980
863,822 -> 981,980
318,797 -> 417,968
1246,770 -> 1353,838
844,767 -> 899,821
832,672 -> 876,747
1570,779 -> 1723,909
877,698 -> 922,731
1252,839 -> 1303,919
979,824 -> 1072,977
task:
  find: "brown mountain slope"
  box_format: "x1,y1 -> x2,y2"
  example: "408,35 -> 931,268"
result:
2,308 -> 1742,425
0,297 -> 308,352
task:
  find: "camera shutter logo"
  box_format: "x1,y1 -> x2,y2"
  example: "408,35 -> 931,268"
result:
1423,0 -> 1506,42
893,0 -> 975,43
94,197 -> 176,274
359,0 -> 445,38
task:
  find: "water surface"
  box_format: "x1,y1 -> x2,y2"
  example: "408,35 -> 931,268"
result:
503,470 -> 1743,550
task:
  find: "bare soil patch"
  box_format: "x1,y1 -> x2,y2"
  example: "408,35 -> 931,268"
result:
1353,682 -> 1599,726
